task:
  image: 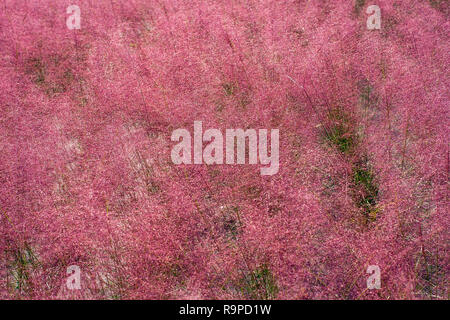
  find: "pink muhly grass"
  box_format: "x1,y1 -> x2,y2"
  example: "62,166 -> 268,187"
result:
0,0 -> 448,300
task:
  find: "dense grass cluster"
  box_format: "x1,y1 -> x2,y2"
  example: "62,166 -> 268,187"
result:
0,0 -> 448,299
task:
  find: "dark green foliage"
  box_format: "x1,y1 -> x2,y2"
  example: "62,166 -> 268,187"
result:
352,159 -> 379,221
222,82 -> 236,96
239,264 -> 278,300
25,56 -> 75,97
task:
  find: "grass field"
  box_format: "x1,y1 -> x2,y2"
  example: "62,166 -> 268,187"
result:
0,0 -> 448,299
